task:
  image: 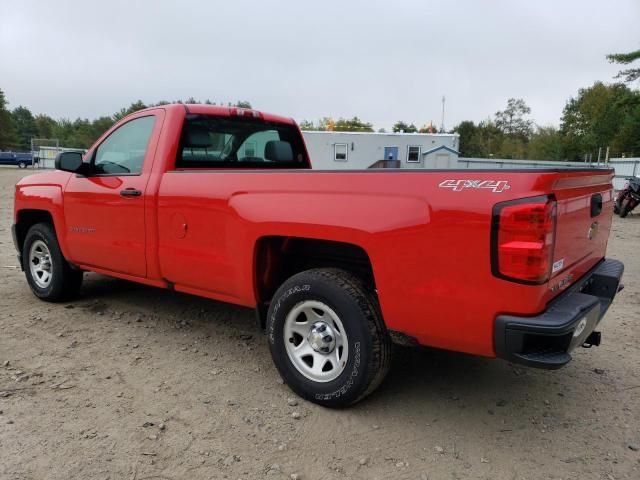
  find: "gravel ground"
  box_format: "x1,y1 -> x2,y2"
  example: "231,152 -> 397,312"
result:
1,166 -> 639,480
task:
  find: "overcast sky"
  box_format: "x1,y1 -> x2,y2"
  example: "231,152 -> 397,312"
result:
0,0 -> 638,131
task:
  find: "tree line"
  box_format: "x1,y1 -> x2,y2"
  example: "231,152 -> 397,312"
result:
0,94 -> 251,151
1,48 -> 638,160
301,49 -> 640,161
452,83 -> 639,160
298,81 -> 639,161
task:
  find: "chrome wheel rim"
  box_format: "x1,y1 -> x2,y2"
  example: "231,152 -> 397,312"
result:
284,300 -> 349,383
29,240 -> 53,288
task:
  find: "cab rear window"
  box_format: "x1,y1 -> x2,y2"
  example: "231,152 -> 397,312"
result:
175,115 -> 308,169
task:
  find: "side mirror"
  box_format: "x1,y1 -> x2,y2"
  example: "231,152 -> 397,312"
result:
55,151 -> 90,175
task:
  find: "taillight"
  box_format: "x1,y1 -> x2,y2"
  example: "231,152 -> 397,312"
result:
491,196 -> 557,284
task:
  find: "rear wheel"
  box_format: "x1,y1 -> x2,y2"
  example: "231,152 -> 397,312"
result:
23,223 -> 83,301
620,198 -> 632,218
267,268 -> 391,407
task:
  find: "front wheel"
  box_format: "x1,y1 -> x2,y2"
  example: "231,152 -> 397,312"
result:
267,268 -> 391,407
23,223 -> 83,301
17,161 -> 27,169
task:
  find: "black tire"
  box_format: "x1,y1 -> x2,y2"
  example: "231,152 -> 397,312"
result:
267,268 -> 391,408
17,161 -> 27,169
620,199 -> 631,218
23,222 -> 83,302
613,201 -> 620,214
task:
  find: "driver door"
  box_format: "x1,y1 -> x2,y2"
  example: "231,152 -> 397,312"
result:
63,112 -> 162,277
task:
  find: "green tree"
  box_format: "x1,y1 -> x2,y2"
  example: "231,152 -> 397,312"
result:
607,49 -> 640,83
0,88 -> 19,150
91,116 -> 115,142
495,98 -> 533,139
298,118 -> 332,131
452,120 -> 482,157
612,104 -> 640,157
496,136 -> 527,159
34,114 -> 57,139
299,117 -> 373,132
11,106 -> 38,150
112,100 -> 147,121
475,121 -> 504,158
528,126 -> 563,160
333,117 -> 373,132
392,121 -> 417,133
560,82 -> 639,160
235,100 -> 252,108
52,118 -> 90,148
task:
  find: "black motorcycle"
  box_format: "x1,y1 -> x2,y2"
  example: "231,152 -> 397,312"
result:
614,176 -> 640,218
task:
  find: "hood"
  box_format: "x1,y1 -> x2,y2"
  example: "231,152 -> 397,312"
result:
16,170 -> 73,187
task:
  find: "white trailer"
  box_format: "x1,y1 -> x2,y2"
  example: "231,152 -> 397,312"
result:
302,131 -> 460,170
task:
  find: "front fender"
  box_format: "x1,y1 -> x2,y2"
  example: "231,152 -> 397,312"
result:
14,176 -> 71,259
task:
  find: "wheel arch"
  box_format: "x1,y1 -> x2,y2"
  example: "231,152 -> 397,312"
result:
14,209 -> 56,261
253,236 -> 377,329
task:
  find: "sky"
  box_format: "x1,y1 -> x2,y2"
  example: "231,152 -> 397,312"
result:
0,0 -> 638,131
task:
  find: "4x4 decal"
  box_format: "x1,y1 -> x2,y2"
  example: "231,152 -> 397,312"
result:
439,179 -> 511,193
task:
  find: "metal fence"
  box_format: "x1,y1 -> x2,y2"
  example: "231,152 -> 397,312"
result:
457,157 -> 640,191
609,159 -> 640,190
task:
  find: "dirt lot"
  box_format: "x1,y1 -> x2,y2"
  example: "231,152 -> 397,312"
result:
0,167 -> 638,480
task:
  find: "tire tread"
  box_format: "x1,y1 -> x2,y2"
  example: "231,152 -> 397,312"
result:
268,267 -> 391,407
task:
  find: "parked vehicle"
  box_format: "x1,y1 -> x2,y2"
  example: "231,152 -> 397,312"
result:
0,151 -> 33,168
11,104 -> 624,407
613,176 -> 640,218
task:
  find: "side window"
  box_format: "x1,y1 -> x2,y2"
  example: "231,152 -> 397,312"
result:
94,116 -> 155,175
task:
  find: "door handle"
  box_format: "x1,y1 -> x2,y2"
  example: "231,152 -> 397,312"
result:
120,188 -> 142,197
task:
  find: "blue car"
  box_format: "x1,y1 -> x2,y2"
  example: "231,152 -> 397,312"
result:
0,151 -> 33,168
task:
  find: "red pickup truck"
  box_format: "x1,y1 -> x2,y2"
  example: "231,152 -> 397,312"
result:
12,104 -> 624,407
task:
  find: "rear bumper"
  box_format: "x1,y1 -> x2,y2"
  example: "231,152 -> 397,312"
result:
494,259 -> 624,369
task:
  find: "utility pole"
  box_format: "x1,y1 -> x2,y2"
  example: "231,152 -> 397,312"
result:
440,96 -> 446,133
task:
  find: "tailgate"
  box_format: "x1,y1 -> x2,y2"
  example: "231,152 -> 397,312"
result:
548,171 -> 614,296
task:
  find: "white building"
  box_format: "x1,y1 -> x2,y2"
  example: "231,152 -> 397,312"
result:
302,131 -> 460,170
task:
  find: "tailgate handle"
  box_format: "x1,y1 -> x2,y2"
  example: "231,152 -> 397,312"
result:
591,193 -> 602,217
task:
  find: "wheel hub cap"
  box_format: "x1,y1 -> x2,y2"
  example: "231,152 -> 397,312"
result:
283,300 -> 349,383
308,321 -> 336,354
29,240 -> 53,289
